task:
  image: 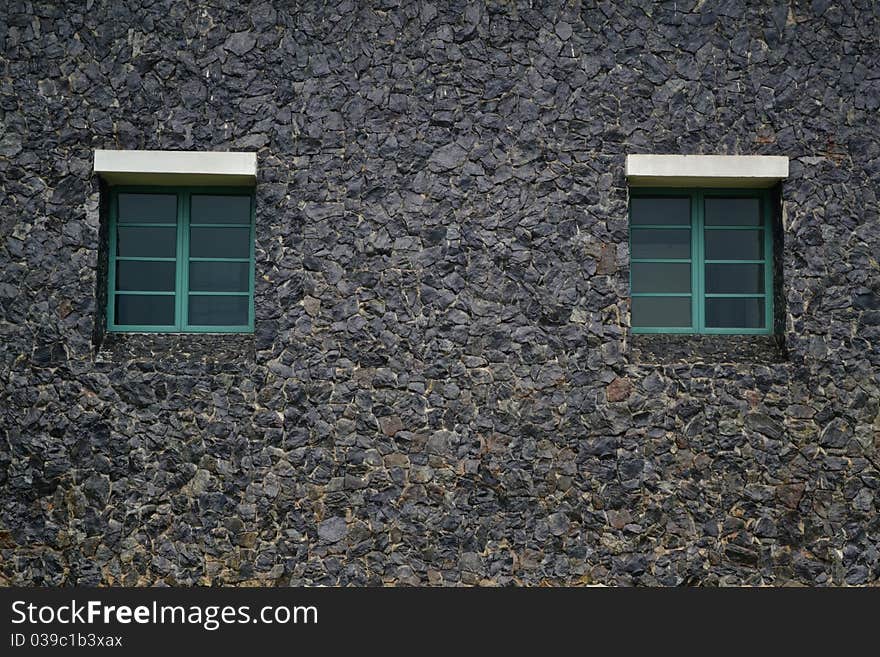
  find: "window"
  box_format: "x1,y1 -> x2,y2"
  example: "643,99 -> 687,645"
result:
107,187 -> 255,332
629,189 -> 773,334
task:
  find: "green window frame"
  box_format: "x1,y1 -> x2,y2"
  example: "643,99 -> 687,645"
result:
629,188 -> 774,334
106,185 -> 255,333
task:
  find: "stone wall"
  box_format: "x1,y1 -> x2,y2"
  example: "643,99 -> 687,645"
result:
1,0 -> 878,586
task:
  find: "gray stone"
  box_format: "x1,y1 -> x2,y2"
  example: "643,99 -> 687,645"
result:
820,419 -> 852,448
555,22 -> 573,41
225,31 -> 256,56
548,512 -> 569,536
317,517 -> 347,543
427,143 -> 468,171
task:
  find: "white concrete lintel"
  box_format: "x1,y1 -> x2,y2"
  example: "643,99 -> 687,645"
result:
626,154 -> 789,188
94,149 -> 257,186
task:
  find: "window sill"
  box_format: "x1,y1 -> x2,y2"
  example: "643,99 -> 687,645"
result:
628,333 -> 786,365
96,332 -> 255,368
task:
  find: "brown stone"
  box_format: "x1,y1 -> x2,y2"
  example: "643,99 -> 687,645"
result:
379,415 -> 404,436
776,482 -> 806,510
607,509 -> 630,530
0,530 -> 16,548
596,243 -> 616,274
302,296 -> 320,317
606,377 -> 632,402
384,453 -> 409,468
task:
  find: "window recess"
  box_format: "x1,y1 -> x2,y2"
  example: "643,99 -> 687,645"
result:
106,187 -> 255,333
629,188 -> 774,335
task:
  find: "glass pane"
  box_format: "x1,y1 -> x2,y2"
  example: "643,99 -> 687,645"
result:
631,296 -> 691,328
189,261 -> 250,292
190,227 -> 250,258
705,298 -> 765,329
704,230 -> 763,260
115,294 -> 174,326
706,263 -> 764,294
191,195 -> 252,224
188,295 -> 249,326
118,193 -> 177,223
705,197 -> 762,226
630,197 -> 690,225
631,263 -> 691,293
117,226 -> 176,257
631,229 -> 690,259
116,261 -> 175,291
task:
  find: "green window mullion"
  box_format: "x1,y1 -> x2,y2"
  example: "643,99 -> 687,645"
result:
631,258 -> 692,263
106,192 -> 118,327
114,222 -> 178,228
703,225 -> 766,230
705,294 -> 766,298
704,259 -> 765,264
188,257 -> 251,262
629,224 -> 694,230
179,190 -> 190,331
188,223 -> 252,228
174,190 -> 187,331
248,192 -> 256,331
116,256 -> 177,262
115,256 -> 178,262
631,293 -> 693,298
693,189 -> 703,332
763,191 -> 774,331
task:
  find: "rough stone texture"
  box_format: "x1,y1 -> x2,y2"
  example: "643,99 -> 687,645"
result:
1,1 -> 879,586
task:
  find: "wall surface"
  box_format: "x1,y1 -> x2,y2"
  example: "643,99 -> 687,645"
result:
1,0 -> 879,586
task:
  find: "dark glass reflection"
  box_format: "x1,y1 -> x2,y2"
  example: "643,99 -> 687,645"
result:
115,294 -> 174,325
190,227 -> 250,259
705,298 -> 765,328
189,295 -> 249,326
705,197 -> 761,226
704,230 -> 763,260
630,197 -> 690,225
116,261 -> 175,291
118,194 -> 177,223
631,296 -> 691,328
189,262 -> 250,292
631,229 -> 690,259
706,263 -> 764,294
191,195 -> 252,224
117,226 -> 176,257
631,263 -> 691,294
